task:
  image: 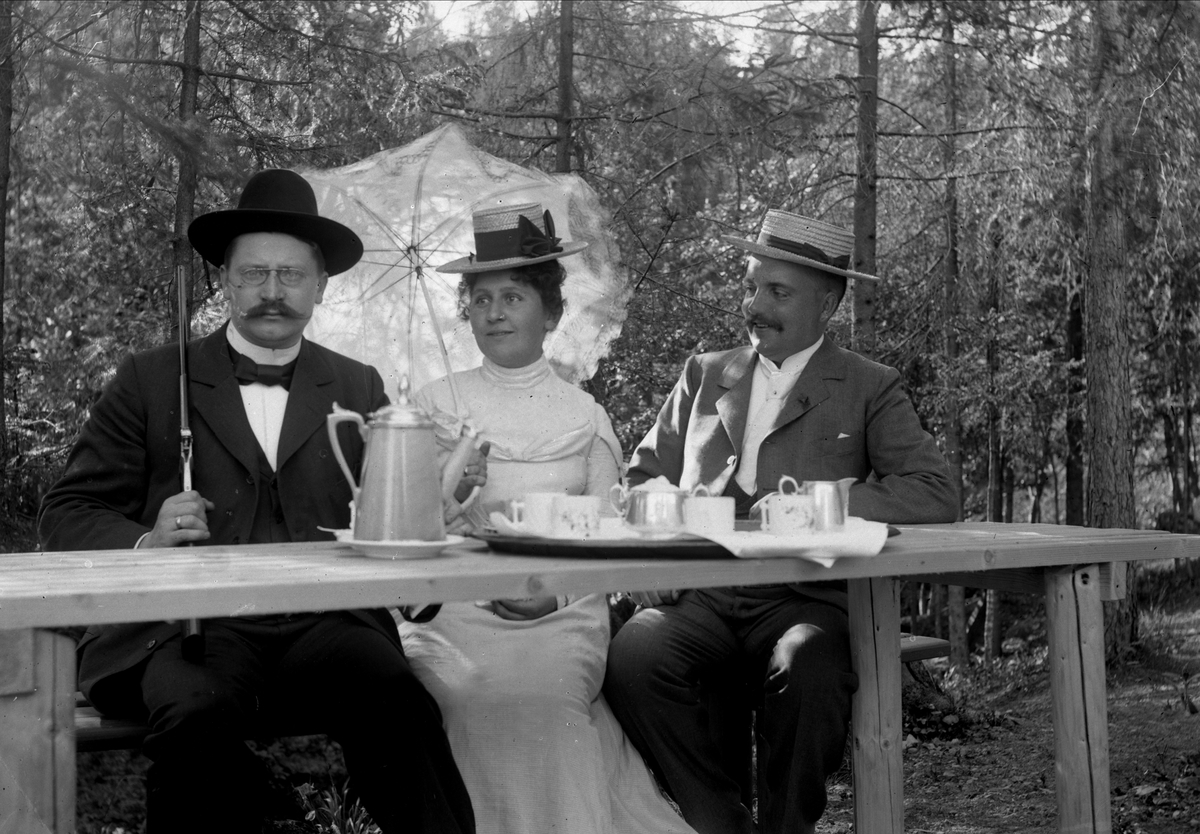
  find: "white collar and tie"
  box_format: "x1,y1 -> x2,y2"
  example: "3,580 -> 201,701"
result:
733,335 -> 823,496
226,326 -> 301,471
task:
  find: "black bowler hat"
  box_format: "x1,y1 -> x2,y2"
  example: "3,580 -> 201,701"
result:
187,169 -> 363,275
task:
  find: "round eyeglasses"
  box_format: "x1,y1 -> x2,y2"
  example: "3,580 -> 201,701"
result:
235,267 -> 313,287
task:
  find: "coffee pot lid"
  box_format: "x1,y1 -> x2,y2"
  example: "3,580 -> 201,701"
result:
367,377 -> 433,428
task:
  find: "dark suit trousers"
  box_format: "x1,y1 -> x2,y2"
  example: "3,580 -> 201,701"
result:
604,587 -> 858,834
97,613 -> 474,834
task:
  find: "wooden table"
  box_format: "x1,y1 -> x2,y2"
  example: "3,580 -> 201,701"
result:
1,522 -> 1196,834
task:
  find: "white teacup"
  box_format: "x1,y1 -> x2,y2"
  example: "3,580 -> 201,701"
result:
507,492 -> 560,536
684,486 -> 735,537
760,476 -> 815,536
553,495 -> 603,539
610,483 -> 686,535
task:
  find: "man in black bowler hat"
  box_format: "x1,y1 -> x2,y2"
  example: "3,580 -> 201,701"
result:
39,169 -> 477,834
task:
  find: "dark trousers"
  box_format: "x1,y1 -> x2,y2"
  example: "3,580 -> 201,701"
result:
97,613 -> 474,834
604,587 -> 857,834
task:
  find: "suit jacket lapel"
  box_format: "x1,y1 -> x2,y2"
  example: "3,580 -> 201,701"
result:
715,347 -> 756,453
276,340 -> 335,471
768,336 -> 842,434
189,324 -> 262,476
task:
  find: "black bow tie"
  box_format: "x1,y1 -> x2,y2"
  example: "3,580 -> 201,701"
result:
232,351 -> 296,390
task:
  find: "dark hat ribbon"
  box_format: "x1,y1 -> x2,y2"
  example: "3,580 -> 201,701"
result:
519,211 -> 563,258
761,234 -> 850,271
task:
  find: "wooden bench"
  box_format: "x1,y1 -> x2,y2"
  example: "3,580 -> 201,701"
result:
75,697 -> 147,753
75,694 -> 318,753
77,634 -> 949,755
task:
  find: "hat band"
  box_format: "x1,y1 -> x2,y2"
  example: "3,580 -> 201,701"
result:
761,234 -> 850,270
474,211 -> 563,263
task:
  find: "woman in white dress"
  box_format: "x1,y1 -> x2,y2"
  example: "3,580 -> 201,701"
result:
395,203 -> 694,834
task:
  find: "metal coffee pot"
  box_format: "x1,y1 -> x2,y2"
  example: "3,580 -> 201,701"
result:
327,380 -> 476,542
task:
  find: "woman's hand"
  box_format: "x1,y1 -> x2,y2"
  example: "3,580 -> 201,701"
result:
483,596 -> 559,620
455,441 -> 491,503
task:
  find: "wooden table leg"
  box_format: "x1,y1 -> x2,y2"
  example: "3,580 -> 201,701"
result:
1044,565 -> 1113,834
848,576 -> 903,833
0,629 -> 76,834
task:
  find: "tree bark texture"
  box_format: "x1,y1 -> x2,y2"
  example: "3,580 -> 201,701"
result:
0,1 -> 11,481
1066,279 -> 1085,525
852,0 -> 879,358
1085,0 -> 1136,655
941,12 -> 963,519
555,0 -> 574,174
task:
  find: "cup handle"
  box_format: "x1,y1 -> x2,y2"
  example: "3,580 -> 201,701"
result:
508,500 -> 525,525
690,484 -> 711,497
609,483 -> 628,515
778,475 -> 801,495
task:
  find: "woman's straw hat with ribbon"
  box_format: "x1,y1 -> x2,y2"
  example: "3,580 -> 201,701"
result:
721,209 -> 878,282
437,202 -> 588,274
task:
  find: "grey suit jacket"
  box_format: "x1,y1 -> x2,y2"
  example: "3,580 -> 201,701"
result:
628,338 -> 958,606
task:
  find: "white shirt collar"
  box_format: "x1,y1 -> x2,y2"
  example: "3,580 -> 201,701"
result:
226,323 -> 302,366
755,334 -> 823,377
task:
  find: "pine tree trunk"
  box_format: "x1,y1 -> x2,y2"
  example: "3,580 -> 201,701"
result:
852,0 -> 878,357
0,2 -> 12,498
1085,0 -> 1137,656
940,12 -> 966,663
555,0 -> 574,174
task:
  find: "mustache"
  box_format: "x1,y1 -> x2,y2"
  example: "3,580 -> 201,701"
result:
745,316 -> 780,330
242,302 -> 302,319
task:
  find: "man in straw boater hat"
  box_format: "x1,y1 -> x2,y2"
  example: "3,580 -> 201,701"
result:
605,210 -> 958,834
39,170 -> 477,834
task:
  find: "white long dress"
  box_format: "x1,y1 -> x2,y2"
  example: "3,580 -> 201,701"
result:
397,356 -> 694,834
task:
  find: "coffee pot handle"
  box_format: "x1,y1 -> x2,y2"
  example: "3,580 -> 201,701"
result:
327,404 -> 366,505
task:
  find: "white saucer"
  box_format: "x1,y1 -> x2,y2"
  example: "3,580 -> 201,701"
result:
343,534 -> 467,560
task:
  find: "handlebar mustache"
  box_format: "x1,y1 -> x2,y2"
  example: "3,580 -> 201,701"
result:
244,303 -> 301,319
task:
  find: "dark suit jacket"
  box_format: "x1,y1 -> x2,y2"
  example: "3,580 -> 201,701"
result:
628,338 -> 958,608
38,323 -> 394,701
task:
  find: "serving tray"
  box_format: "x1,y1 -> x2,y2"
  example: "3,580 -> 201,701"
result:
473,532 -> 732,560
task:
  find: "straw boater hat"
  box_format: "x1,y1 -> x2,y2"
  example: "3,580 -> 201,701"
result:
187,169 -> 364,276
721,209 -> 878,282
437,202 -> 587,274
